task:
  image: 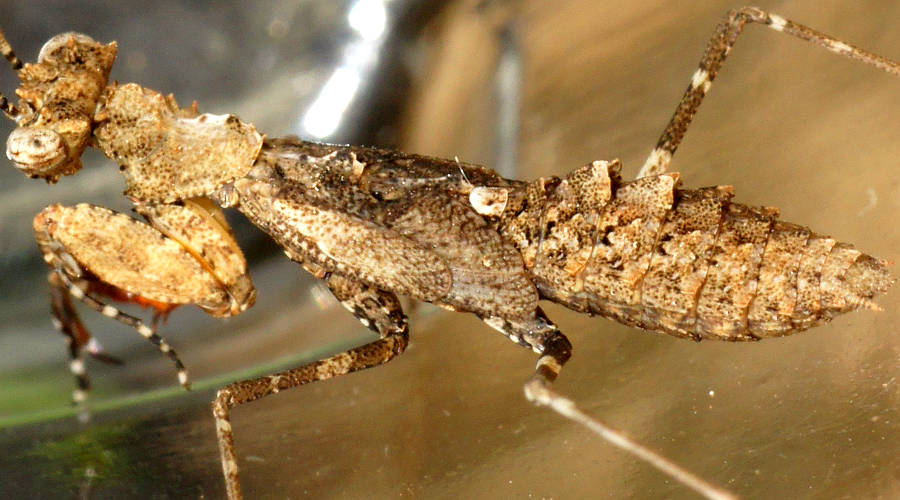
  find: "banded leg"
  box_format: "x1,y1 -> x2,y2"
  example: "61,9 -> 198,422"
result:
34,202 -> 255,398
0,27 -> 23,119
50,266 -> 191,390
638,7 -> 900,178
213,274 -> 409,500
483,308 -> 737,500
48,272 -> 123,405
481,308 -> 576,409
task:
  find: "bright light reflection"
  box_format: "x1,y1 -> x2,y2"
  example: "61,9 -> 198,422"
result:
300,0 -> 390,139
302,67 -> 362,139
348,0 -> 387,41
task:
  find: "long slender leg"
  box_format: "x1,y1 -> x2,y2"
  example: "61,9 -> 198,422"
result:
51,265 -> 191,390
48,272 -> 122,406
483,308 -> 737,500
638,7 -> 900,178
50,273 -> 124,367
48,272 -> 92,405
0,27 -> 23,119
213,275 -> 409,500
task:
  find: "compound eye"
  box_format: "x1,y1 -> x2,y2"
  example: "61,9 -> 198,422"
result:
6,127 -> 68,175
38,32 -> 98,63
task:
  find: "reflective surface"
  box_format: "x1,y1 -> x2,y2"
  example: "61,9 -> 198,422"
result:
1,1 -> 898,498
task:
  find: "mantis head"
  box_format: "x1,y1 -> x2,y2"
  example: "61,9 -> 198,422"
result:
1,30 -> 116,182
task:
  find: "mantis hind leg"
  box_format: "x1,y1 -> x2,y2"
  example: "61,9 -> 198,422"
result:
639,7 -> 900,178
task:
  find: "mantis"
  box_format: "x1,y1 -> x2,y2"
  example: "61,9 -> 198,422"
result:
1,4 -> 896,499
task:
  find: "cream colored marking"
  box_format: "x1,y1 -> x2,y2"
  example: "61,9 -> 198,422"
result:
827,39 -> 852,54
6,127 -> 66,169
43,253 -> 54,263
68,284 -> 85,300
249,181 -> 275,198
159,342 -> 171,353
73,389 -> 87,403
359,318 -> 371,327
101,305 -> 119,318
269,374 -> 282,393
137,324 -> 154,338
639,148 -> 673,178
178,370 -> 189,386
70,359 -> 85,375
317,353 -> 353,378
216,417 -> 232,432
690,68 -> 709,90
509,334 -> 520,344
536,355 -> 562,375
181,112 -> 235,128
469,187 -> 509,217
349,152 -> 366,178
51,318 -> 63,329
54,248 -> 81,276
484,317 -> 506,333
62,253 -> 81,275
86,338 -> 102,354
768,14 -> 787,32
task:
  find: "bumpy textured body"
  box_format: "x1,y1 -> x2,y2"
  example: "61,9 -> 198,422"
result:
217,141 -> 892,343
7,29 -> 890,357
497,159 -> 891,340
2,14 -> 895,500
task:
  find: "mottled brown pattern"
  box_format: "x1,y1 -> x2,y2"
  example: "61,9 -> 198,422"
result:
638,186 -> 733,338
792,235 -> 836,330
235,134 -> 892,345
34,204 -> 230,309
390,191 -> 536,318
746,221 -> 809,336
236,141 -> 536,318
499,174 -> 892,340
136,199 -> 256,316
1,9 -> 896,499
5,33 -> 115,181
95,83 -> 263,203
213,275 -> 410,500
230,160 -> 454,303
536,160 -> 618,281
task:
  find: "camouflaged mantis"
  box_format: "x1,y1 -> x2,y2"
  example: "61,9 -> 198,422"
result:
1,7 -> 897,500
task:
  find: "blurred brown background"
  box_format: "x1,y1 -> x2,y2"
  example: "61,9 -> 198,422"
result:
0,1 -> 897,498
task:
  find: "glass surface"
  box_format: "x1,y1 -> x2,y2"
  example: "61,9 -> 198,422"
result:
0,1 -> 897,498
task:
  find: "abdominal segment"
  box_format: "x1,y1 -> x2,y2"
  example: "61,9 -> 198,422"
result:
501,163 -> 893,341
